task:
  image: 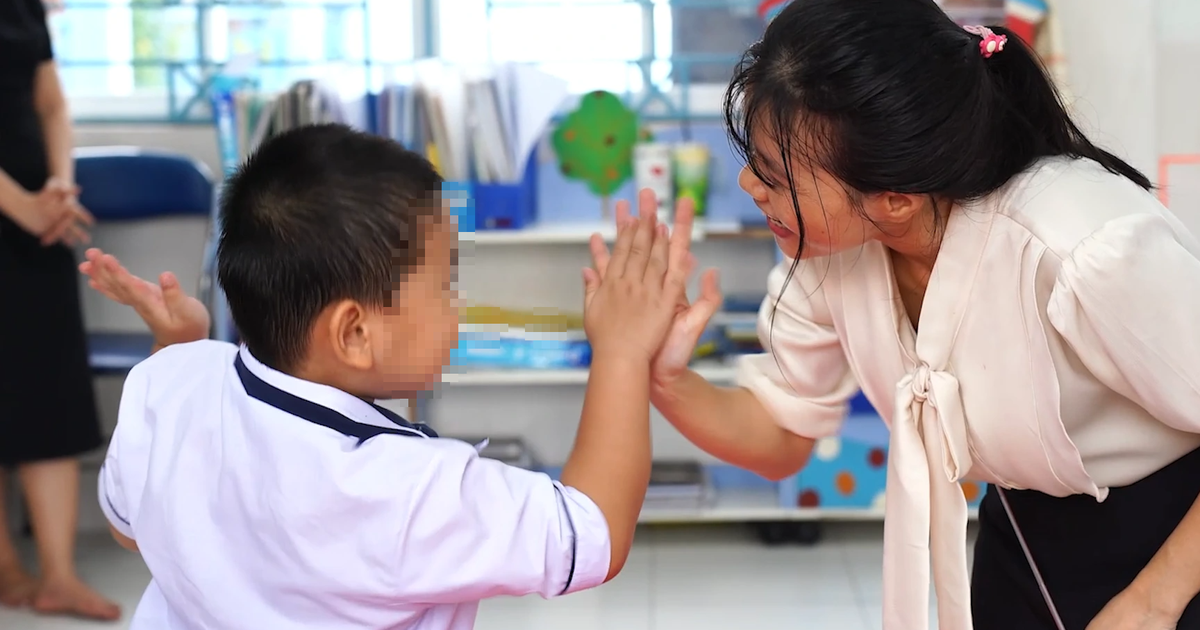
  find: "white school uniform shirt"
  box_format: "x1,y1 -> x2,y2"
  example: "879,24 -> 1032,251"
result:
99,341 -> 610,630
737,156 -> 1200,630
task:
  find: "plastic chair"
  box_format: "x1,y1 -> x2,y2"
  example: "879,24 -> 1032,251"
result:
74,146 -> 216,373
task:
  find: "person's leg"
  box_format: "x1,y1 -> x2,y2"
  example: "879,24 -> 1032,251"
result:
18,457 -> 120,620
0,469 -> 37,608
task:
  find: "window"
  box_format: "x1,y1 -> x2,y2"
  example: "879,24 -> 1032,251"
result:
53,0 -> 415,123
440,0 -> 745,121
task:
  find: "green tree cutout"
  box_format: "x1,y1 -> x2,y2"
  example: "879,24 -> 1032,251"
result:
552,91 -> 650,217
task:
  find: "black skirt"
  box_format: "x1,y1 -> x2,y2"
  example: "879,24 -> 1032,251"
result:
972,446 -> 1200,629
0,216 -> 103,466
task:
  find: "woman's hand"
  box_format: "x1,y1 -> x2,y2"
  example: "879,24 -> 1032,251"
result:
582,192 -> 687,364
1086,584 -> 1179,630
79,248 -> 211,348
7,178 -> 93,246
587,190 -> 722,390
38,177 -> 93,246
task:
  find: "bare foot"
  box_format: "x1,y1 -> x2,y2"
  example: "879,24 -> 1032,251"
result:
31,576 -> 121,621
0,565 -> 36,608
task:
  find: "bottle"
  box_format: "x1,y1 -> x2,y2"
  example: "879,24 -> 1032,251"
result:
634,142 -> 674,224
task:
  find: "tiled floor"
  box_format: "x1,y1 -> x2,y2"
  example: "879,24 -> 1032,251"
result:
0,522 -> 976,629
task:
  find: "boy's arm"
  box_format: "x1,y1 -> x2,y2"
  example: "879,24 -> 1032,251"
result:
558,351 -> 650,580
98,360 -> 153,554
108,524 -> 138,553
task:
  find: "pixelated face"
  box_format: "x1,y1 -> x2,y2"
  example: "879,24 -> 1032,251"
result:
372,202 -> 460,393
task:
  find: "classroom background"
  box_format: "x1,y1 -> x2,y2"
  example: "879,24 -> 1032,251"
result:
2,0 -> 1199,628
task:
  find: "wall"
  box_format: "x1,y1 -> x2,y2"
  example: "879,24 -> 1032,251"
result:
1057,0 -> 1200,231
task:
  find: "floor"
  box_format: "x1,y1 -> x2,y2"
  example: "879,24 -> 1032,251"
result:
0,522 -> 976,629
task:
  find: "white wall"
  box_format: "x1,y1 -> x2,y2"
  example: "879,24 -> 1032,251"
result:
1057,0 -> 1200,232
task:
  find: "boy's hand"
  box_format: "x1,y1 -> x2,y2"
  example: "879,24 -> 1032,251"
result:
79,248 -> 211,348
582,189 -> 687,363
587,191 -> 722,389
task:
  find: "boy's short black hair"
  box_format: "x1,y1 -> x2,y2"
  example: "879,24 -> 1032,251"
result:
217,123 -> 444,372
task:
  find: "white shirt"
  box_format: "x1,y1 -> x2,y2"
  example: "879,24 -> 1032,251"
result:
99,341 -> 610,630
736,157 -> 1200,630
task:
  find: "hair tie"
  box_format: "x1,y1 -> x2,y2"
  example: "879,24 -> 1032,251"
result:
962,25 -> 1007,58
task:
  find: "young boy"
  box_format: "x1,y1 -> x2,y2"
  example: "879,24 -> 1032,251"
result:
80,123 -> 697,629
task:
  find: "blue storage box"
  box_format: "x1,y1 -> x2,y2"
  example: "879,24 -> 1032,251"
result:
443,182 -> 474,233
451,327 -> 591,370
470,152 -> 538,230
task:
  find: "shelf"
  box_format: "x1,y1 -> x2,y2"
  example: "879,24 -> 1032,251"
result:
710,311 -> 757,326
638,487 -> 980,524
462,219 -> 768,245
442,360 -> 737,386
639,488 -> 874,524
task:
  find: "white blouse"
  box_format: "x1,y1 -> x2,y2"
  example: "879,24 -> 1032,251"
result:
735,156 -> 1200,630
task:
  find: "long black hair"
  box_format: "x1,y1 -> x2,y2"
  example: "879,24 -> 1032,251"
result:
724,0 -> 1151,264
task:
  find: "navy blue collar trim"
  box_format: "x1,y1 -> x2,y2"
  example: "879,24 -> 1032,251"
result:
234,354 -> 438,444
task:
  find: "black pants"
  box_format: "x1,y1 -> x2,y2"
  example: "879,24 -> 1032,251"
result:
972,447 -> 1200,629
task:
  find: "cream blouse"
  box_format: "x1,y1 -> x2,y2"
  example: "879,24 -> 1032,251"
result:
735,156 -> 1200,630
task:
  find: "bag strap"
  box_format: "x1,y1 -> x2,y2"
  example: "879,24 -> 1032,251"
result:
997,487 -> 1068,630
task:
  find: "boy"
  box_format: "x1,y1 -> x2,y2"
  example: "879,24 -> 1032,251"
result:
80,123 -> 695,629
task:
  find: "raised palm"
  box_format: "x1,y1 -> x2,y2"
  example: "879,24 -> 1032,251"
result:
587,190 -> 722,388
79,248 -> 211,347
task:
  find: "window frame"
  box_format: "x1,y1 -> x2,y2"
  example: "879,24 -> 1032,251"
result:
56,0 -> 423,124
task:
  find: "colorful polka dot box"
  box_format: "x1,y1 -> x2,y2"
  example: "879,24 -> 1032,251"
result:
777,410 -> 986,512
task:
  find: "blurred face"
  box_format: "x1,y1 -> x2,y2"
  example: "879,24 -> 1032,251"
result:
371,206 -> 460,394
738,131 -> 882,260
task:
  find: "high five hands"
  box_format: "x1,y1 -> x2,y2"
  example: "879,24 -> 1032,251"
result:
584,189 -> 722,390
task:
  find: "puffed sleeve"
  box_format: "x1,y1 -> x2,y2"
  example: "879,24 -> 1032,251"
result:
736,257 -> 858,439
1047,213 -> 1200,434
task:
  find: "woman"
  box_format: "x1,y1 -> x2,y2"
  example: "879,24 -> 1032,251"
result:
0,0 -> 121,621
591,0 -> 1200,628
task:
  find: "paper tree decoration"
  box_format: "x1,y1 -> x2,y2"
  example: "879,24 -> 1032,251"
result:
552,90 -> 647,218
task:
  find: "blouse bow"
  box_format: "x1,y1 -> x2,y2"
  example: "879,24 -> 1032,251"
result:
882,361 -> 974,630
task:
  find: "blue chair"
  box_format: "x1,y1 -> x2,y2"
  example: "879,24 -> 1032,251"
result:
74,146 -> 217,373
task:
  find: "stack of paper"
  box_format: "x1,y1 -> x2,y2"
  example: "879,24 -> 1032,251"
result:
644,460 -> 712,510
224,80 -> 350,161
386,61 -> 569,183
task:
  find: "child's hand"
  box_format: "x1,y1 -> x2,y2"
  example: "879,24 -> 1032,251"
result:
587,191 -> 722,390
582,190 -> 687,363
79,248 -> 211,348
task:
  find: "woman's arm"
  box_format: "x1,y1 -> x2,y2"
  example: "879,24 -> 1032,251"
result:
653,373 -> 814,481
653,255 -> 858,481
1047,214 -> 1200,624
34,61 -> 73,184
